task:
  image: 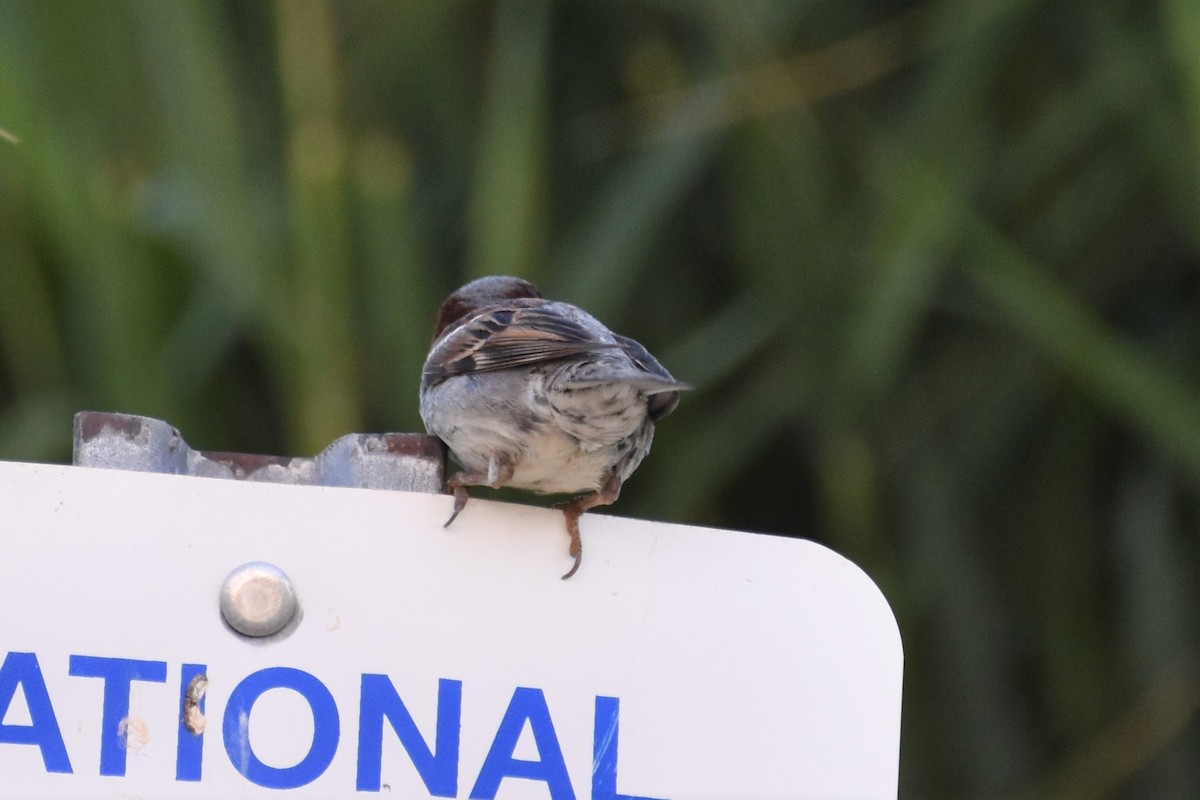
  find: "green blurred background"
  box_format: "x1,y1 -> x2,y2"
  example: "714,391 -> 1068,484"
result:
1,0 -> 1197,796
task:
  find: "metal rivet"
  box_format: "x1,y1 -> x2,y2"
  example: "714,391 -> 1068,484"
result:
219,562 -> 297,637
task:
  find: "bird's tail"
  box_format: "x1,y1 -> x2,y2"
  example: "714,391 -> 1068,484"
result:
562,372 -> 692,394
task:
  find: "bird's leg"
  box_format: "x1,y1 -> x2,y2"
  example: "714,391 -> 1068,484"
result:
556,473 -> 623,580
443,456 -> 514,527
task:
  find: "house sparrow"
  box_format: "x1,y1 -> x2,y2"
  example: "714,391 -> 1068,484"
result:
419,275 -> 689,579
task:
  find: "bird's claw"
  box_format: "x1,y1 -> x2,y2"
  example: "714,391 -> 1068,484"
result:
560,507 -> 584,580
444,485 -> 469,528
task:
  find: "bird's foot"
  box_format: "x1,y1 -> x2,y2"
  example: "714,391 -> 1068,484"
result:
443,458 -> 515,528
443,471 -> 485,527
444,483 -> 470,527
560,506 -> 584,580
555,474 -> 622,580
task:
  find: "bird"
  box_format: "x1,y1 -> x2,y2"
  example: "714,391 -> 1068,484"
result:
419,275 -> 689,579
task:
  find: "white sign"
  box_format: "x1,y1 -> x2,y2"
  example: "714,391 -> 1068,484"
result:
0,460 -> 901,798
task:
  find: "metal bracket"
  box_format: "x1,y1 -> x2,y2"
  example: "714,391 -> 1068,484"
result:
72,411 -> 444,493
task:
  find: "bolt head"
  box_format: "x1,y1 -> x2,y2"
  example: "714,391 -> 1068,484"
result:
219,562 -> 297,637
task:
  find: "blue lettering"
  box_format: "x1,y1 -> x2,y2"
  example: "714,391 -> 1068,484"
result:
593,696 -> 666,800
175,663 -> 207,782
68,655 -> 167,777
0,652 -> 72,773
357,676 -> 461,795
0,653 -> 658,795
223,667 -> 339,789
470,687 -> 574,800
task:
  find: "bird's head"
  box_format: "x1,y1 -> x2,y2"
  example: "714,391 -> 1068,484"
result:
431,275 -> 542,340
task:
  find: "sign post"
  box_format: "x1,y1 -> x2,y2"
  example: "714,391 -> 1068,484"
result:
0,455 -> 901,798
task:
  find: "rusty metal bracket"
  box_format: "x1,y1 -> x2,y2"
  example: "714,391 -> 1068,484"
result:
72,411 -> 444,493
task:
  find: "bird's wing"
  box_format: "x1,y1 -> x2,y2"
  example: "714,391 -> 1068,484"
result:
422,303 -> 616,387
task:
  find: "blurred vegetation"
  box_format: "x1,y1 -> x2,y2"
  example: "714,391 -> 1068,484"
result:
1,0 -> 1198,796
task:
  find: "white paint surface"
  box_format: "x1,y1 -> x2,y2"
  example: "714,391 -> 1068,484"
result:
0,460 -> 902,798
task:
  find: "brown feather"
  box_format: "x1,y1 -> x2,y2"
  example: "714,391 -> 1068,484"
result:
423,303 -> 617,388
